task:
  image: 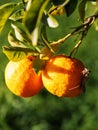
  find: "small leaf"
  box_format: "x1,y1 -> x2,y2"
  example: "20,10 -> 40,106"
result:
11,22 -> 31,45
3,46 -> 39,61
42,13 -> 59,28
9,9 -> 25,21
31,27 -> 39,46
8,31 -> 26,47
23,0 -> 49,33
0,3 -> 17,32
65,0 -> 78,16
78,0 -> 87,21
11,23 -> 25,42
47,15 -> 59,28
26,0 -> 32,10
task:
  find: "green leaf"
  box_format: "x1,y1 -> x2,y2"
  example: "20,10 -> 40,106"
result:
31,27 -> 39,46
8,31 -> 26,47
65,0 -> 78,16
94,18 -> 98,30
78,0 -> 87,21
52,0 -> 66,5
3,46 -> 39,61
9,9 -> 25,21
47,15 -> 59,28
0,3 -> 17,33
11,22 -> 31,45
42,13 -> 59,28
23,0 -> 49,33
41,25 -> 49,43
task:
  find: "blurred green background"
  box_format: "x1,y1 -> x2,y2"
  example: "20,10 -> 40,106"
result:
0,0 -> 98,130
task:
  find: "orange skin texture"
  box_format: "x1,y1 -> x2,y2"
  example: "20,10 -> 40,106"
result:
42,55 -> 85,97
5,56 -> 43,97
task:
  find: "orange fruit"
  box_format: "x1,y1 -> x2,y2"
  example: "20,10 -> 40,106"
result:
42,55 -> 89,97
5,56 -> 43,98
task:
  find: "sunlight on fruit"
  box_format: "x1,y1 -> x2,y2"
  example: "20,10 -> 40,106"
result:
5,56 -> 43,98
42,55 -> 89,97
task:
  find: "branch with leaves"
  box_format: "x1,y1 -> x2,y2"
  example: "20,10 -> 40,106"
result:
0,0 -> 98,61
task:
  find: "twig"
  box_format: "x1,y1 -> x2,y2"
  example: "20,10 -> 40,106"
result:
48,0 -> 70,15
69,13 -> 98,57
69,35 -> 84,57
50,13 -> 98,56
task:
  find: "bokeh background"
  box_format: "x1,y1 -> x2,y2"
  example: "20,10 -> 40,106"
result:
0,0 -> 98,130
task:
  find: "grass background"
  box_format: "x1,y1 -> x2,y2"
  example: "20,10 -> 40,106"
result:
0,1 -> 98,130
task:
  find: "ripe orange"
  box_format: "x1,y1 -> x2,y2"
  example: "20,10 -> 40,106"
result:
42,55 -> 89,97
5,56 -> 43,98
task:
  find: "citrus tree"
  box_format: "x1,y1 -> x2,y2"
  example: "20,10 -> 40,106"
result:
0,0 -> 98,97
0,0 -> 98,130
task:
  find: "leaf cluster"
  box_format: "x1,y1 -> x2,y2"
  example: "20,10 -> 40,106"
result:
1,1 -> 98,130
0,0 -> 98,62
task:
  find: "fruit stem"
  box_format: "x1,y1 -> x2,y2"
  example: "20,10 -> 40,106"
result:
35,46 -> 41,53
41,25 -> 55,54
69,35 -> 84,57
